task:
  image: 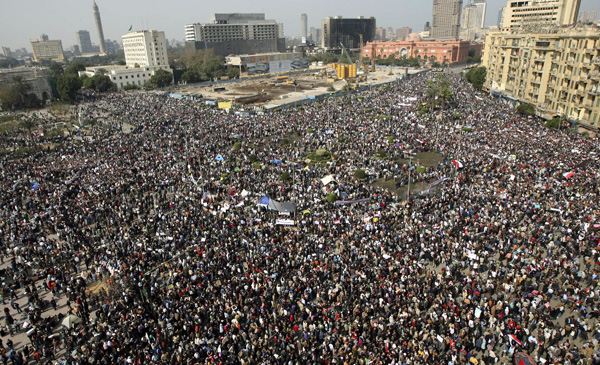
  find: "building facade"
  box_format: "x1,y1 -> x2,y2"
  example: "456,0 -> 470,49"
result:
321,16 -> 376,50
30,35 -> 64,62
362,35 -> 481,64
122,30 -> 169,68
432,0 -> 463,40
499,0 -> 580,31
185,13 -> 285,56
396,27 -> 412,41
77,30 -> 93,54
0,67 -> 52,102
482,26 -> 600,128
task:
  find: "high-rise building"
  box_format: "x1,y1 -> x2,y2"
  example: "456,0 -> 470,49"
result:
431,0 -> 463,39
309,27 -> 321,43
301,14 -> 308,39
396,27 -> 412,41
30,35 -> 65,62
482,26 -> 600,128
460,1 -> 485,40
424,21 -> 431,31
474,0 -> 487,28
2,47 -> 12,58
498,8 -> 504,27
122,30 -> 168,67
77,30 -> 93,54
499,0 -> 580,31
93,1 -> 107,54
386,27 -> 395,39
577,10 -> 597,23
321,16 -> 376,50
376,27 -> 387,40
185,13 -> 285,56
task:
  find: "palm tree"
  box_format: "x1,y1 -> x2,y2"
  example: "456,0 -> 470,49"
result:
20,117 -> 37,148
12,76 -> 31,107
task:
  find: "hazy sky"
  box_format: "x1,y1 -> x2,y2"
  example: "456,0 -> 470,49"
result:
1,0 -> 599,50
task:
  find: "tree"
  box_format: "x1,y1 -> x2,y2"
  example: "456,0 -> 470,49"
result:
546,117 -> 561,129
24,93 -> 42,109
148,70 -> 173,88
123,84 -> 140,91
64,63 -> 87,75
48,63 -> 64,77
20,117 -> 37,147
83,74 -> 116,92
57,74 -> 83,103
0,87 -> 21,111
227,67 -> 240,79
516,103 -> 536,116
464,66 -> 486,90
181,70 -> 205,84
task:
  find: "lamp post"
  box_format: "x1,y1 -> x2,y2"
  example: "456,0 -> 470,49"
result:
407,155 -> 414,201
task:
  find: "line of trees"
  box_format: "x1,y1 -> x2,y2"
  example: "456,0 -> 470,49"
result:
168,48 -> 239,85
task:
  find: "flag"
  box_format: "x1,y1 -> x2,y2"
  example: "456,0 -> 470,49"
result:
563,172 -> 575,179
128,25 -> 133,31
452,159 -> 464,169
427,177 -> 448,190
509,334 -> 523,347
416,138 -> 425,144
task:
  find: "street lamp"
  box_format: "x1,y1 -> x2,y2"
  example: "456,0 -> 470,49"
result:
407,155 -> 414,201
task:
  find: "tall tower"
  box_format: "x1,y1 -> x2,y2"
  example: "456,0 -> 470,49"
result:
93,1 -> 107,54
301,14 -> 308,40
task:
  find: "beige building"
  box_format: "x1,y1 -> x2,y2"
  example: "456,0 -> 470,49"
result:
482,26 -> 600,129
30,35 -> 64,62
122,30 -> 169,68
500,0 -> 580,31
432,0 -> 463,40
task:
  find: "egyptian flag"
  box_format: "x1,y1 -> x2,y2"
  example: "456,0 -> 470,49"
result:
563,172 -> 575,179
452,159 -> 464,169
509,334 -> 524,347
416,139 -> 425,144
514,352 -> 537,365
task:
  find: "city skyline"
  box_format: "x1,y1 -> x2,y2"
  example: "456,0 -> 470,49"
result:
1,0 -> 599,51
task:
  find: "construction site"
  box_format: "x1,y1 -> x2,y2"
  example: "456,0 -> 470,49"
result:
174,64 -> 422,110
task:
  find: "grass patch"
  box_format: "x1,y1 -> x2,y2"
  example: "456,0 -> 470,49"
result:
354,169 -> 367,180
252,162 -> 261,169
416,166 -> 427,173
461,127 -> 473,132
326,193 -> 337,203
306,149 -> 331,162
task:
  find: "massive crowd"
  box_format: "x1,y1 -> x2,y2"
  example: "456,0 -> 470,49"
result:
0,72 -> 599,364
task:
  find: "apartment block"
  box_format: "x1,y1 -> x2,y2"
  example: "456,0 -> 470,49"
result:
482,26 -> 600,128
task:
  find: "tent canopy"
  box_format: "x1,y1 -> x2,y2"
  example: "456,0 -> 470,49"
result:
257,197 -> 296,213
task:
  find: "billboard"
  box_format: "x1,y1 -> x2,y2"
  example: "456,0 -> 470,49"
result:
241,53 -> 309,75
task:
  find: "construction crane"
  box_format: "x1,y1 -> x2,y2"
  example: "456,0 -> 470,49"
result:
340,42 -> 352,65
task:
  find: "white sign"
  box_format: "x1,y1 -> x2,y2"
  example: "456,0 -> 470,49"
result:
276,219 -> 295,226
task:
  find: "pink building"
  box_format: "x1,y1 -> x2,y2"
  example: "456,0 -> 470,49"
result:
362,33 -> 482,64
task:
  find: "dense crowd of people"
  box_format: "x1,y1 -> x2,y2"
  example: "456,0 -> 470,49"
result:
0,72 -> 599,364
